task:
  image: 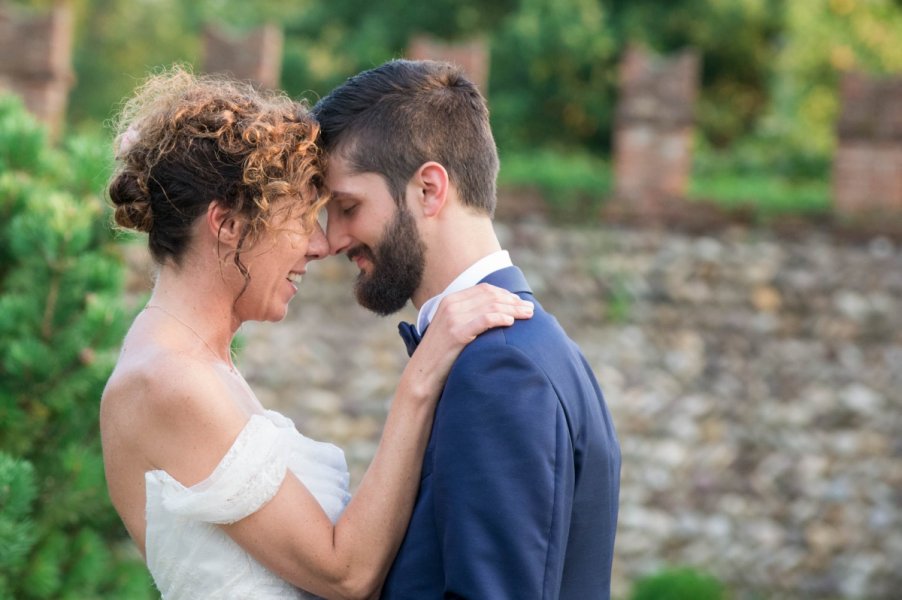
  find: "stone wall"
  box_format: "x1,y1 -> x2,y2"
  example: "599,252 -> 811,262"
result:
0,1 -> 74,137
613,46 -> 700,215
217,221 -> 901,599
834,72 -> 902,216
407,34 -> 490,94
202,23 -> 283,89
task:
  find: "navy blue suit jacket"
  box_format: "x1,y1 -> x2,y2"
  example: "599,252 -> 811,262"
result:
382,267 -> 621,600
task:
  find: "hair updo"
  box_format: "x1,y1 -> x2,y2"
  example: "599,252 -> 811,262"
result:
108,66 -> 325,266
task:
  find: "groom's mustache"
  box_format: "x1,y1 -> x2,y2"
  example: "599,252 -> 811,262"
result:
347,245 -> 376,265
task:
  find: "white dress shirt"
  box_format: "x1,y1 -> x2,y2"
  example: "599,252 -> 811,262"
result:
416,250 -> 513,335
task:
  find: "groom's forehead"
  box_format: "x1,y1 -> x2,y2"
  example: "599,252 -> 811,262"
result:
326,169 -> 393,202
323,153 -> 353,179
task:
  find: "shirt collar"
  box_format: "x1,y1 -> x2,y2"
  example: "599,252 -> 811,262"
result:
416,250 -> 513,334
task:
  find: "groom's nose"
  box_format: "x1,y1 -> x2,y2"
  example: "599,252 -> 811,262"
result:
306,223 -> 330,261
325,217 -> 350,256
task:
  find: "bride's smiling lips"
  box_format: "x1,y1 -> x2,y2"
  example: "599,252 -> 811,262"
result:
286,270 -> 305,293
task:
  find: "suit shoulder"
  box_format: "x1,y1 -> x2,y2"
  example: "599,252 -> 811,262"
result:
463,302 -> 570,356
449,328 -> 556,401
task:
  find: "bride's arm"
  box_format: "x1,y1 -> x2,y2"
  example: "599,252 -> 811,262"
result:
223,284 -> 533,599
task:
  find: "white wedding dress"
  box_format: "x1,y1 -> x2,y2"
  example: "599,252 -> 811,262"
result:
144,410 -> 351,599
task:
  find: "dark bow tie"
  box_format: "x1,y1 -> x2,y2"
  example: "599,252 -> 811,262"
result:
398,321 -> 422,357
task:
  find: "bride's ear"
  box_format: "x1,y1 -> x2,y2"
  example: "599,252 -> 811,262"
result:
206,201 -> 244,249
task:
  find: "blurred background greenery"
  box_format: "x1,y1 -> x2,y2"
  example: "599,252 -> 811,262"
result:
11,0 -> 902,216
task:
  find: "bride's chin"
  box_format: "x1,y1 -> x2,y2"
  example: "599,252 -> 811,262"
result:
262,302 -> 292,323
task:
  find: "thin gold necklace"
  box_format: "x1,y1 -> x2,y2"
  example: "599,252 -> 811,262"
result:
144,304 -> 238,374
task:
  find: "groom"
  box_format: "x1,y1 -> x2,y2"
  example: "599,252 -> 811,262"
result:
314,59 -> 620,599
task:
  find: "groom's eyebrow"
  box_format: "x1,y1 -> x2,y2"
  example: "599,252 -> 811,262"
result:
330,191 -> 358,203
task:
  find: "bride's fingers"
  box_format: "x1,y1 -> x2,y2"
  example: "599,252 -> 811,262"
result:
447,308 -> 533,345
434,284 -> 532,321
435,299 -> 533,336
434,290 -> 534,345
454,283 -> 524,308
453,311 -> 518,342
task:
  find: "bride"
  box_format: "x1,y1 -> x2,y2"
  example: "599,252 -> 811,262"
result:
100,68 -> 533,599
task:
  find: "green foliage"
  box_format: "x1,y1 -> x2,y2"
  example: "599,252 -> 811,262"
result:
691,135 -> 831,217
497,142 -> 828,219
68,0 -> 201,125
630,566 -> 727,600
498,148 -> 612,220
606,0 -> 784,147
767,0 -> 902,157
280,0 -> 517,109
491,0 -> 616,150
605,276 -> 632,324
690,172 -> 830,218
12,0 -> 902,165
0,96 -> 152,599
0,96 -> 51,175
10,0 -> 902,217
0,453 -> 38,598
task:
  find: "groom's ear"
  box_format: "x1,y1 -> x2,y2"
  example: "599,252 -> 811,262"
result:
410,161 -> 449,219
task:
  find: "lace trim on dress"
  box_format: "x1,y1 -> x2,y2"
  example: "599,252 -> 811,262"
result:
143,409 -> 351,600
157,415 -> 290,524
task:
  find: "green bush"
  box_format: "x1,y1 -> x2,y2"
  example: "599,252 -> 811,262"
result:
0,452 -> 38,598
498,148 -> 612,221
15,0 -> 902,162
490,0 -> 616,151
690,135 -> 830,216
630,566 -> 727,600
768,0 -> 902,158
497,141 -> 831,220
0,95 -> 152,599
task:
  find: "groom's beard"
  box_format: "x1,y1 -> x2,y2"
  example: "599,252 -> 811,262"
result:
349,204 -> 426,316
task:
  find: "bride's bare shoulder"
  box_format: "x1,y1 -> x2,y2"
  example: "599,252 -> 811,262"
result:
100,334 -> 250,525
101,341 -> 229,435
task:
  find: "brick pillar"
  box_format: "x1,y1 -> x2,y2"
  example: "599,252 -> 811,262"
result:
0,1 -> 74,138
833,72 -> 902,216
202,23 -> 283,89
407,34 -> 489,95
612,46 -> 700,216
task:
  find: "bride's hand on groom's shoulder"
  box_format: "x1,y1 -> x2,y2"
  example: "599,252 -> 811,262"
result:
430,283 -> 534,347
402,285 -> 534,401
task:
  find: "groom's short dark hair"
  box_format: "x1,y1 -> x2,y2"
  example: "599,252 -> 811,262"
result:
313,59 -> 499,216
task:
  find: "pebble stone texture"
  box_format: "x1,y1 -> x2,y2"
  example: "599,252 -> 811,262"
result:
125,221 -> 901,599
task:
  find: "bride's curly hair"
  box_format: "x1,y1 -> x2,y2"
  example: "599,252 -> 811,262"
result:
108,66 -> 327,278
